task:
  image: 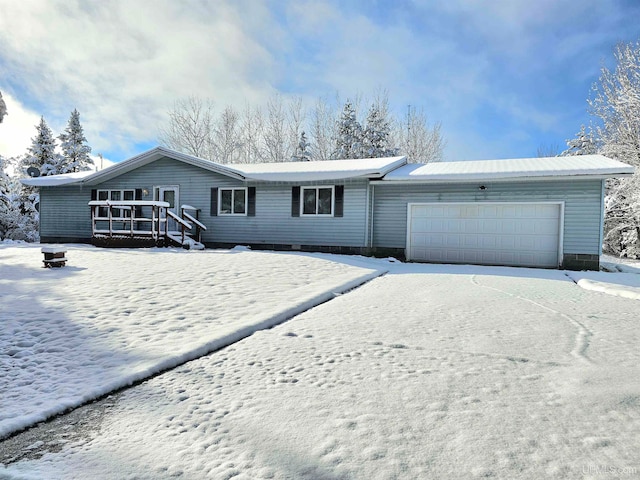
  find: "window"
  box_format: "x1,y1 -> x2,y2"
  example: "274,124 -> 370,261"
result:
301,186 -> 334,216
97,189 -> 135,218
291,185 -> 344,218
219,188 -> 247,215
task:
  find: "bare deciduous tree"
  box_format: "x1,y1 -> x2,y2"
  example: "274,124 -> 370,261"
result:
262,95 -> 290,163
237,103 -> 264,163
536,143 -> 561,158
394,106 -> 444,163
309,97 -> 337,161
213,106 -> 241,164
158,93 -> 445,165
287,97 -> 305,161
158,96 -> 215,160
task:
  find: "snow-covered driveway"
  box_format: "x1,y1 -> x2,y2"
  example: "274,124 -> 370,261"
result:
2,259 -> 639,479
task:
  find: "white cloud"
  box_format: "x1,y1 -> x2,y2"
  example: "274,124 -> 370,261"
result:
0,0 -> 636,163
0,0 -> 280,159
0,92 -> 41,158
0,91 -> 117,170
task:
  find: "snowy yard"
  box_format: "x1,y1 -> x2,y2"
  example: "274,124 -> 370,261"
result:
0,244 -> 384,439
1,244 -> 640,479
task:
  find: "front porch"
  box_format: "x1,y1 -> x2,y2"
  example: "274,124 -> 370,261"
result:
87,200 -> 207,249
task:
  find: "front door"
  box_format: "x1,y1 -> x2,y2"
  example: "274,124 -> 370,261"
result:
157,186 -> 179,232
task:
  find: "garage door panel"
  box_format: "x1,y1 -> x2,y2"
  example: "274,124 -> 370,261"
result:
483,219 -> 499,233
463,235 -> 479,248
519,236 -> 537,249
520,205 -> 538,217
520,222 -> 538,235
500,219 -> 517,234
430,219 -> 445,231
408,203 -> 561,268
539,235 -> 560,249
499,236 -> 516,249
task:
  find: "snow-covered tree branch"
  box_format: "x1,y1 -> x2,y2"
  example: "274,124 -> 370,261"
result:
158,93 -> 444,164
21,116 -> 63,177
58,109 -> 94,173
586,41 -> 640,257
158,97 -> 216,160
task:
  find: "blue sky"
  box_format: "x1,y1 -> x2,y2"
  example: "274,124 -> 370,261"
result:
1,0 -> 639,164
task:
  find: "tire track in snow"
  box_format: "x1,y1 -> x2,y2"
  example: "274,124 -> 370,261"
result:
469,275 -> 593,364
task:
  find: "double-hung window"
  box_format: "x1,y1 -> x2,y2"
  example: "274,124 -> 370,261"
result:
291,185 -> 343,218
97,189 -> 134,218
302,186 -> 334,216
219,188 -> 247,215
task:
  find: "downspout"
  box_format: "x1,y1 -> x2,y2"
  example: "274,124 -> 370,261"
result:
364,182 -> 371,249
599,179 -> 605,257
369,184 -> 375,250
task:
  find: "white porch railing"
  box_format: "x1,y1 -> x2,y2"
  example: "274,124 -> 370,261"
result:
88,200 -> 206,248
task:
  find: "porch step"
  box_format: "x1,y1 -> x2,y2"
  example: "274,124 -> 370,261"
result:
166,232 -> 205,250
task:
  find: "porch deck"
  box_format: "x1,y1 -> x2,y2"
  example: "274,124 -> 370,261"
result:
88,200 -> 206,249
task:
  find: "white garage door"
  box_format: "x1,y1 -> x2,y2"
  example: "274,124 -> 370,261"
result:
407,203 -> 562,268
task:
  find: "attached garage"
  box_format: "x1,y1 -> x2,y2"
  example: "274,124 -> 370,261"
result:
372,155 -> 635,270
406,202 -> 562,268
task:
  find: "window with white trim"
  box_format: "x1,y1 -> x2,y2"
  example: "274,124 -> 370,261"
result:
219,188 -> 247,215
97,189 -> 135,218
301,186 -> 334,216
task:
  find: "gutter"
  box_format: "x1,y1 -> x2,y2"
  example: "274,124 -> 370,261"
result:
371,173 -> 635,185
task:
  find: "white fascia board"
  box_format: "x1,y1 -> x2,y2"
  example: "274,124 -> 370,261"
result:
240,156 -> 407,182
20,171 -> 93,187
80,147 -> 246,186
372,172 -> 635,185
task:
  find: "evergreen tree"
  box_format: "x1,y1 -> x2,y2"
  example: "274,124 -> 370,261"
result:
292,131 -> 312,161
0,155 -> 38,241
58,109 -> 93,172
22,116 -> 62,176
0,155 -> 10,237
333,101 -> 363,159
362,104 -> 396,158
14,117 -> 58,240
561,125 -> 598,156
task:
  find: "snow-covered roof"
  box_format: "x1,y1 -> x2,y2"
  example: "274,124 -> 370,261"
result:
20,147 -> 247,187
20,147 -> 406,186
230,156 -> 407,182
380,155 -> 635,183
21,170 -> 94,186
19,148 -> 633,188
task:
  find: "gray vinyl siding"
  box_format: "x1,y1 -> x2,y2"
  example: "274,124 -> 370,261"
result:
39,185 -> 94,239
212,181 -> 368,246
372,180 -> 604,255
40,155 -> 606,256
91,157 -> 230,206
40,156 -> 369,247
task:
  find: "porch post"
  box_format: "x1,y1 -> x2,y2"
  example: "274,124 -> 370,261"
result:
108,205 -> 113,237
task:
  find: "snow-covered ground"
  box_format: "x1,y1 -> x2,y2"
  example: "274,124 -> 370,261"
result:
0,244 -> 384,439
1,244 -> 639,479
